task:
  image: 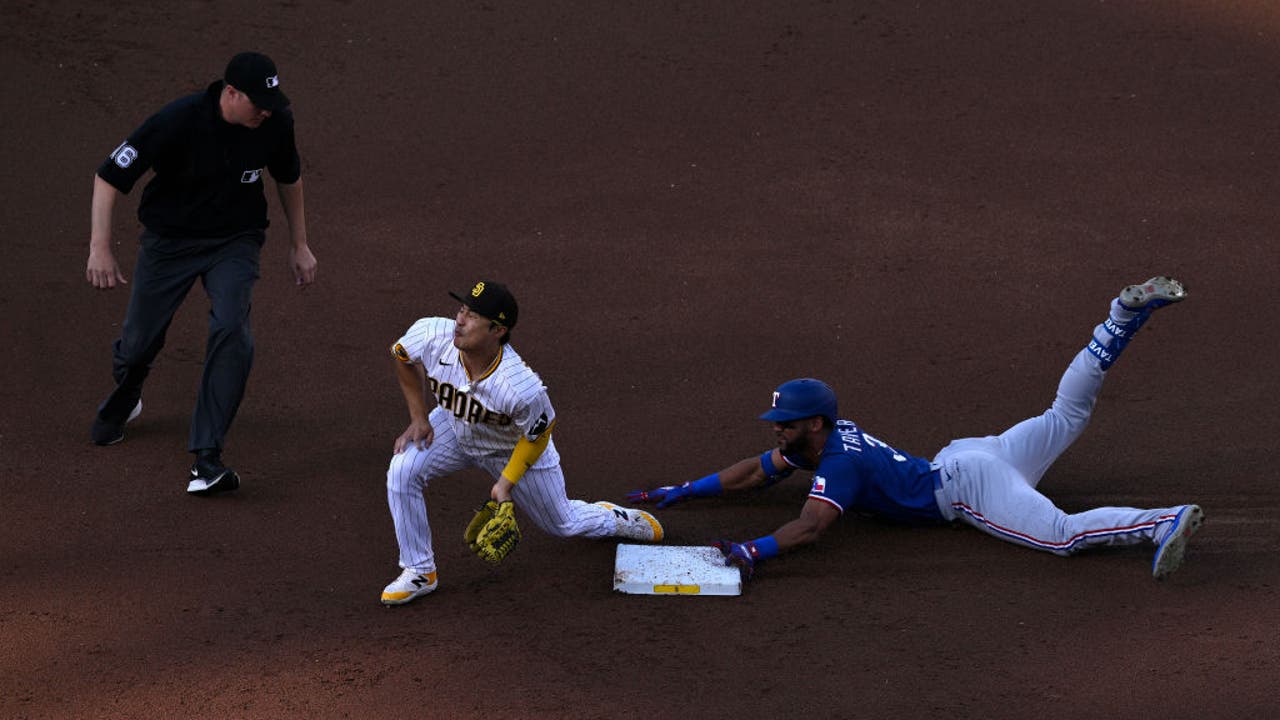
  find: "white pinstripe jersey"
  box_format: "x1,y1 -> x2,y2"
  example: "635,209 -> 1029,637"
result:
392,317 -> 559,464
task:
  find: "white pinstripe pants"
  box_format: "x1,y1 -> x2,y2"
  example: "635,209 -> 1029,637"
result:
386,407 -> 616,573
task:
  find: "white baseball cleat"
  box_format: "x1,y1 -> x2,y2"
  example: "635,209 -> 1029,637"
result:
381,568 -> 439,606
595,502 -> 664,542
1152,505 -> 1204,580
1119,276 -> 1187,311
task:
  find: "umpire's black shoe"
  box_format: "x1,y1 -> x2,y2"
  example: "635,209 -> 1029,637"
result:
90,399 -> 142,446
187,451 -> 240,496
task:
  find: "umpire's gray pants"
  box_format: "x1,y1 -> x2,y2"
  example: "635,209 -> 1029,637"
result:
98,228 -> 263,453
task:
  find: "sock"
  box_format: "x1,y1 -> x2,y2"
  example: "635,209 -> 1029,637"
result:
1109,298 -> 1140,325
1086,298 -> 1149,371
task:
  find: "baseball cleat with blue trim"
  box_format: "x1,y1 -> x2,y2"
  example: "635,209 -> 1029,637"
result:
1152,504 -> 1204,580
1119,276 -> 1187,312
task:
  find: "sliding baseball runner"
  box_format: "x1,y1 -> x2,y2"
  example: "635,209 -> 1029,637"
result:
629,276 -> 1203,582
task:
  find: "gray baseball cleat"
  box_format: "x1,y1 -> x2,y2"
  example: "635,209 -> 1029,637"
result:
1152,504 -> 1204,580
1119,276 -> 1187,311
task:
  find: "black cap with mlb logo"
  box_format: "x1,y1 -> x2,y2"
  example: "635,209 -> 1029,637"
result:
450,280 -> 519,329
224,52 -> 290,112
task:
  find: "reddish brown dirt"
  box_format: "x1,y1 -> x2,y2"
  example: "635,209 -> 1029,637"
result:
3,1 -> 1278,718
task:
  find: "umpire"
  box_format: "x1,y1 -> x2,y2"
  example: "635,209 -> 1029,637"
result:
85,51 -> 317,496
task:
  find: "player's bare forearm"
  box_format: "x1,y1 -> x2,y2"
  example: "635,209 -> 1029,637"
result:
86,175 -> 127,288
393,356 -> 431,424
89,175 -> 118,250
391,358 -> 434,453
275,179 -> 307,246
717,454 -> 771,492
276,180 -> 316,285
628,450 -> 780,507
771,500 -> 840,552
489,477 -> 515,503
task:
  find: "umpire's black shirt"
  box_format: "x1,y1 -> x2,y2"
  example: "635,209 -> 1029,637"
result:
96,80 -> 301,239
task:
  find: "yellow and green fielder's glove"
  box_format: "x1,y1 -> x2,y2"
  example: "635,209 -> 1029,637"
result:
464,500 -> 499,549
466,500 -> 521,564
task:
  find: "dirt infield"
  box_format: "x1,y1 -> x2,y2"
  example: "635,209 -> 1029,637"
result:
3,1 -> 1278,718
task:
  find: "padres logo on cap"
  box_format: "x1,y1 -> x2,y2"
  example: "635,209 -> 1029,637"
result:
450,279 -> 517,329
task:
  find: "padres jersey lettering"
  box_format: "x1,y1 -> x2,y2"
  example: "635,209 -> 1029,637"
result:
419,376 -> 514,425
392,317 -> 557,461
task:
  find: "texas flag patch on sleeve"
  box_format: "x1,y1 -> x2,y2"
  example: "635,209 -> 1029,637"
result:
812,476 -> 827,493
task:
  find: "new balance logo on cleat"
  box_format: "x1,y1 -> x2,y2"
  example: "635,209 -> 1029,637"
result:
593,501 -> 665,543
381,569 -> 439,606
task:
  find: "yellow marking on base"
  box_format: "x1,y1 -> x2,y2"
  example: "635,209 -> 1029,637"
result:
653,584 -> 701,594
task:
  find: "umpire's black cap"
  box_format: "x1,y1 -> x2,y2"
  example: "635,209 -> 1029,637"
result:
225,52 -> 290,111
450,280 -> 519,329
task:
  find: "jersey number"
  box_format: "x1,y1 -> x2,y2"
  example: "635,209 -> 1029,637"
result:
863,432 -> 907,462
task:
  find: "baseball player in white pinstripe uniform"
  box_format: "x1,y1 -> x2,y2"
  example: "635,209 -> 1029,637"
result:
380,279 -> 663,605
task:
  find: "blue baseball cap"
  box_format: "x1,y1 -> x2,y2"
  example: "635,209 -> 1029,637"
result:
759,378 -> 838,423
